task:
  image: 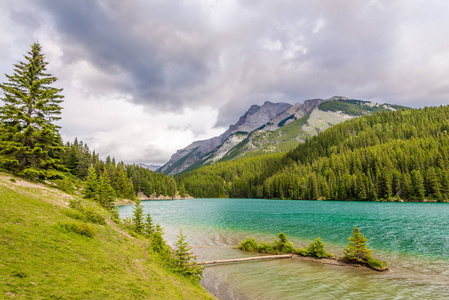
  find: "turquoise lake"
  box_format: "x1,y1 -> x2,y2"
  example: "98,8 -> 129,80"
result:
118,199 -> 449,299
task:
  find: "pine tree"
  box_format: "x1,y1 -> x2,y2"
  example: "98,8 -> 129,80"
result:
343,226 -> 372,262
84,165 -> 99,199
150,224 -> 172,257
173,229 -> 203,279
411,170 -> 425,200
144,212 -> 155,237
97,170 -> 115,207
0,43 -> 64,177
132,202 -> 145,234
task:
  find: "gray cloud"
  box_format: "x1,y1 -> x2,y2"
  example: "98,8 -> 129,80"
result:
1,0 -> 449,163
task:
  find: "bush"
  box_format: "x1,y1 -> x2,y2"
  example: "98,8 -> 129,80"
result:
69,199 -> 106,225
58,222 -> 95,238
238,237 -> 259,252
63,209 -> 86,221
298,238 -> 333,258
238,233 -> 296,254
53,178 -> 75,194
20,168 -> 44,180
108,206 -> 121,224
366,258 -> 388,270
273,232 -> 296,254
257,242 -> 273,253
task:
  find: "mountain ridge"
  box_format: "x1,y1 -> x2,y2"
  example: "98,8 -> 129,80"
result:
159,96 -> 402,175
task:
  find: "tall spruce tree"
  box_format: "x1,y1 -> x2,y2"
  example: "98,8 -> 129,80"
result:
0,43 -> 64,177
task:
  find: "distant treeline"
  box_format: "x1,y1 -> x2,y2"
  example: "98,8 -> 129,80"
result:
63,138 -> 181,200
177,105 -> 449,202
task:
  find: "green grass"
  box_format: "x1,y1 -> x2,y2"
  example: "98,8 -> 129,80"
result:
0,173 -> 213,299
366,258 -> 389,271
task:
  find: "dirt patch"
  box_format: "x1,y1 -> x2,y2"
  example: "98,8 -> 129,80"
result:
0,174 -> 73,207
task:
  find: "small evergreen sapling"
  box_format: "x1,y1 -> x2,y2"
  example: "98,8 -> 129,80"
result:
343,226 -> 372,262
173,229 -> 203,280
132,202 -> 144,234
273,232 -> 295,254
143,212 -> 155,237
150,224 -> 172,258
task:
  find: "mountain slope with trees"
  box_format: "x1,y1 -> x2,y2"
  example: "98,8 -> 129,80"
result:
161,97 -> 405,175
177,105 -> 449,202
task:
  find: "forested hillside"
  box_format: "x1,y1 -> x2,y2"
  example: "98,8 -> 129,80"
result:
161,97 -> 403,175
62,138 -> 181,203
0,43 -> 180,202
178,105 -> 449,202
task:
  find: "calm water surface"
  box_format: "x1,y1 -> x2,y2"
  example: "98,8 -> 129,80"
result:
119,199 -> 449,299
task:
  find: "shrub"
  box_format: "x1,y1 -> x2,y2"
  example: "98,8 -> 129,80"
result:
366,258 -> 388,270
257,242 -> 273,254
150,224 -> 172,259
298,238 -> 333,258
9,178 -> 16,183
238,233 -> 296,254
108,206 -> 121,224
53,178 -> 75,194
63,209 -> 86,221
238,237 -> 259,252
58,222 -> 95,238
69,199 -> 106,225
20,168 -> 43,180
273,232 -> 296,254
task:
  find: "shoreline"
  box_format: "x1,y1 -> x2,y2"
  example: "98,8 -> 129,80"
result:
113,193 -> 195,206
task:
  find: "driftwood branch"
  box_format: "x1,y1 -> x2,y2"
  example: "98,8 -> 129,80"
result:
202,254 -> 293,266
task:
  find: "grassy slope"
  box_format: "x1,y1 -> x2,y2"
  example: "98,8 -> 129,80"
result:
0,174 -> 213,299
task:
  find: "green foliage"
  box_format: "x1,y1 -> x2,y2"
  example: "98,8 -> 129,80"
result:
132,202 -> 145,234
238,232 -> 296,254
366,257 -> 388,270
0,43 -> 64,178
126,163 -> 178,198
69,199 -> 106,225
178,105 -> 449,202
144,212 -> 155,237
150,224 -> 173,259
58,222 -> 95,238
343,226 -> 372,262
238,237 -> 259,252
62,208 -> 86,221
0,173 -> 212,299
273,232 -> 296,254
84,165 -> 99,199
173,230 -> 204,280
297,238 -> 333,258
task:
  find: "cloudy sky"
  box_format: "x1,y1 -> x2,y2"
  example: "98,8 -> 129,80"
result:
1,0 -> 449,165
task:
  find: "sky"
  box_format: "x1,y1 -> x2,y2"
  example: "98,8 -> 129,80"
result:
1,0 -> 449,166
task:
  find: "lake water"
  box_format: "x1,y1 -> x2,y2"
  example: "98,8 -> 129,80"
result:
118,199 -> 449,299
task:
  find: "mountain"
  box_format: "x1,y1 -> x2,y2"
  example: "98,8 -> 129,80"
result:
159,97 -> 403,175
177,105 -> 449,202
136,163 -> 161,171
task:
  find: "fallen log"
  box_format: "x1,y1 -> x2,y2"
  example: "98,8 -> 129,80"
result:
202,254 -> 293,266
